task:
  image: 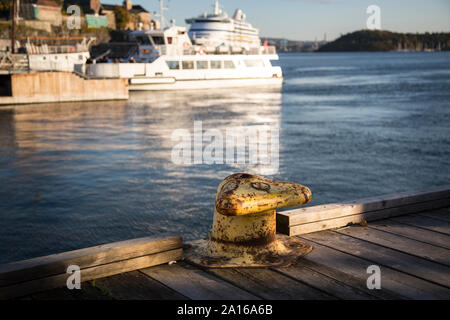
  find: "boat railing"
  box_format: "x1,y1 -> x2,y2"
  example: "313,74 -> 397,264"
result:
24,44 -> 89,55
211,45 -> 277,55
19,37 -> 95,55
152,44 -> 277,56
155,45 -> 196,56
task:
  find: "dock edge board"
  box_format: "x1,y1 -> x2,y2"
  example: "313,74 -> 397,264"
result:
0,236 -> 182,299
277,185 -> 450,236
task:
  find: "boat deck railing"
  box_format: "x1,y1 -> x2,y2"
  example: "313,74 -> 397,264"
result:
155,44 -> 277,56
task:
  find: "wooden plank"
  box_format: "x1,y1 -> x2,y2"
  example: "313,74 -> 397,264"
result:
69,281 -> 114,300
301,230 -> 450,288
278,185 -> 450,229
0,236 -> 182,287
369,219 -> 450,249
285,198 -> 450,236
418,207 -> 450,222
30,287 -> 78,300
30,281 -> 112,300
206,267 -> 334,300
282,258 -> 403,299
298,235 -> 450,299
336,225 -> 450,266
0,248 -> 182,300
392,215 -> 450,235
140,262 -> 259,300
94,271 -> 188,300
275,260 -> 385,300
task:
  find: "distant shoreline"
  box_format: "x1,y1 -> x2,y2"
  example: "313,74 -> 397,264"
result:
266,30 -> 449,53
317,30 -> 449,52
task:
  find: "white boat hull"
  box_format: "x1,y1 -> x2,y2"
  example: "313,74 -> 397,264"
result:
87,52 -> 283,91
129,77 -> 283,91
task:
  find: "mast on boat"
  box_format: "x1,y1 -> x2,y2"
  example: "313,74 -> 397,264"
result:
11,0 -> 18,53
213,0 -> 220,15
157,0 -> 169,29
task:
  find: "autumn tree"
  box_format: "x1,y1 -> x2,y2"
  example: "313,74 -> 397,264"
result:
114,5 -> 130,30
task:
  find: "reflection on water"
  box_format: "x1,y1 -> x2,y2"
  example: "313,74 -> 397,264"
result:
1,52 -> 450,263
0,87 -> 283,263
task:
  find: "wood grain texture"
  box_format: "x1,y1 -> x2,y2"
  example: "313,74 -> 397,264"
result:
368,219 -> 450,249
298,235 -> 450,299
207,267 -> 334,300
0,236 -> 182,287
282,199 -> 450,235
29,281 -> 111,300
278,185 -> 450,228
336,225 -> 450,266
94,271 -> 188,300
0,248 -> 182,300
274,259 -> 384,300
302,230 -> 450,288
140,262 -> 259,300
418,207 -> 450,222
392,215 -> 450,235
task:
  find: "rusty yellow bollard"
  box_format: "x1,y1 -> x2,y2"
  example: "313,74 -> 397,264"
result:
185,173 -> 313,267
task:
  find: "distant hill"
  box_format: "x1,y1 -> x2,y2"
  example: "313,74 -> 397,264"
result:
318,30 -> 450,52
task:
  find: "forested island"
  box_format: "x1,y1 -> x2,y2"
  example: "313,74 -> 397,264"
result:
318,30 -> 450,52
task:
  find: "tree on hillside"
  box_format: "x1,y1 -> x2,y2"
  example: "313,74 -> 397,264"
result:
318,30 -> 450,52
114,5 -> 130,30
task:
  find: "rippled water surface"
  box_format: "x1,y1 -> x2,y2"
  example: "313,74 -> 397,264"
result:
1,52 -> 449,263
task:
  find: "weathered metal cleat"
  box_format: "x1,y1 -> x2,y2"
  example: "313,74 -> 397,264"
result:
184,173 -> 313,268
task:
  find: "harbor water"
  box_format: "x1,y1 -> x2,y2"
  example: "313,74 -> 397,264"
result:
0,52 -> 449,263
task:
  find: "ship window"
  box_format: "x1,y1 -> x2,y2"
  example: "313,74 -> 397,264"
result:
167,37 -> 172,44
136,36 -> 151,45
196,61 -> 208,69
166,61 -> 180,70
223,60 -> 235,69
182,61 -> 194,70
244,60 -> 264,68
211,60 -> 222,69
152,36 -> 165,45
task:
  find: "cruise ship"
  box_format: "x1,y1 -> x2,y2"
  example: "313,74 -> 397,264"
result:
84,1 -> 282,91
186,0 -> 260,49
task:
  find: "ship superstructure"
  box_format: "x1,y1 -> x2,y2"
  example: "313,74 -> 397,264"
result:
85,1 -> 282,91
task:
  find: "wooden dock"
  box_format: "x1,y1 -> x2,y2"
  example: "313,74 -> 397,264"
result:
0,72 -> 128,106
1,186 -> 449,300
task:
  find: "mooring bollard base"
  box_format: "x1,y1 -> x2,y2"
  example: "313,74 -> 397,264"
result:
184,234 -> 312,268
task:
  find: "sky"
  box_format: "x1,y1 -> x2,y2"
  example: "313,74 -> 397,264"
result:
110,0 -> 450,41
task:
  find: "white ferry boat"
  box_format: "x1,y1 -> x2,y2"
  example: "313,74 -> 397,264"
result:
85,1 -> 282,91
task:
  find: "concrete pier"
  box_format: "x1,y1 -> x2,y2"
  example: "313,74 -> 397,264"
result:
0,72 -> 128,105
